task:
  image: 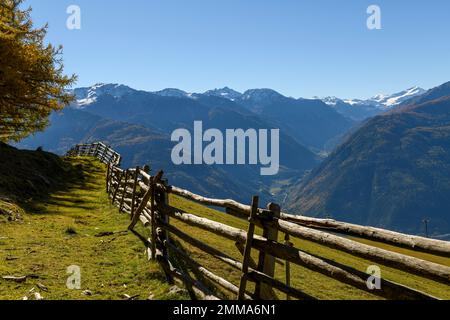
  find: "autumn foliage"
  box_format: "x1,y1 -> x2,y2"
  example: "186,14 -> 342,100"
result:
0,0 -> 76,142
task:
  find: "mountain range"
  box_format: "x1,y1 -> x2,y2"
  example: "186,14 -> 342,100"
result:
16,81 -> 450,236
20,84 -> 337,204
68,83 -> 360,154
73,84 -> 425,123
318,86 -> 426,121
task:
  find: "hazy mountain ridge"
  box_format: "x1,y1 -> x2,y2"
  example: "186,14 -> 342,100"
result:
70,84 -> 356,151
18,87 -> 321,204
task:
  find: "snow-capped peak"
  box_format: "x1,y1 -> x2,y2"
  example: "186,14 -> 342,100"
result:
342,98 -> 374,106
154,88 -> 190,98
319,96 -> 343,106
319,96 -> 367,107
371,86 -> 426,108
204,87 -> 242,101
72,83 -> 135,108
241,88 -> 284,102
320,86 -> 426,109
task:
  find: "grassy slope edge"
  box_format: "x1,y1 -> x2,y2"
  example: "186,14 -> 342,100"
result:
0,151 -> 186,300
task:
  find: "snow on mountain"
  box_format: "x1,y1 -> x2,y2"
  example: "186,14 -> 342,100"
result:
321,96 -> 371,108
318,87 -> 427,121
204,87 -> 242,101
71,83 -> 426,117
320,86 -> 426,110
154,88 -> 190,98
339,86 -> 426,109
371,86 -> 426,108
72,83 -> 135,108
319,96 -> 342,106
342,98 -> 368,106
241,88 -> 285,102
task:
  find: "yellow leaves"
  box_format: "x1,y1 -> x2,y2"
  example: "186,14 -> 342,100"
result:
0,0 -> 76,142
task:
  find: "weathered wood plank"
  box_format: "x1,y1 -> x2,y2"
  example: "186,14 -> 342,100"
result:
159,220 -> 315,300
281,213 -> 450,258
159,183 -> 450,258
158,204 -> 442,299
167,241 -> 250,299
275,219 -> 450,285
238,196 -> 258,300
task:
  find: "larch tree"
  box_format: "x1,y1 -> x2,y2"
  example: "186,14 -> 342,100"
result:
0,0 -> 76,142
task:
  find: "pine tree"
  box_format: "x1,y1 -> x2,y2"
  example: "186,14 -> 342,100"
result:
0,0 -> 76,142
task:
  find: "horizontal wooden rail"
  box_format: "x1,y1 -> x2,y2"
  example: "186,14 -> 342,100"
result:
69,142 -> 450,301
157,204 -> 442,299
155,184 -> 450,258
159,216 -> 436,300
167,241 -> 251,300
158,199 -> 450,285
281,213 -> 450,258
159,220 -> 315,300
275,219 -> 450,285
250,238 -> 438,300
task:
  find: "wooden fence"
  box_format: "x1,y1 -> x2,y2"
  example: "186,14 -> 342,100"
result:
67,142 -> 450,300
67,142 -> 121,166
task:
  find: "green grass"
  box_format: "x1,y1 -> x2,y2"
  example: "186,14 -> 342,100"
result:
1,155 -> 448,300
169,195 -> 450,300
0,157 -> 187,300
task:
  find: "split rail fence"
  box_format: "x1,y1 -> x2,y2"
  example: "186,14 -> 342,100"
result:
67,142 -> 121,167
67,142 -> 450,300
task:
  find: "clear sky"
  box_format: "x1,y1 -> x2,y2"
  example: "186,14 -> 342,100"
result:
26,0 -> 450,99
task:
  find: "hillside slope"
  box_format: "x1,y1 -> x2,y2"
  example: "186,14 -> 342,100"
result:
0,154 -> 186,300
286,96 -> 450,237
0,143 -> 80,205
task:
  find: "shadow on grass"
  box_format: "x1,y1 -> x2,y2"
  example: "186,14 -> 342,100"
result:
0,143 -> 105,216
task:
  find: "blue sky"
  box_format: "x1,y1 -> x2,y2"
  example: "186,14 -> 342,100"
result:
26,0 -> 450,99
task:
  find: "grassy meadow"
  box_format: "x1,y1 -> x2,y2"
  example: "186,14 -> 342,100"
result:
0,158 -> 186,300
1,156 -> 449,300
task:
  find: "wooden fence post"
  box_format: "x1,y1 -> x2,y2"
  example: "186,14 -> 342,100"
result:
111,171 -> 124,205
284,233 -> 293,300
93,143 -> 99,158
101,144 -> 108,164
254,202 -> 280,300
161,178 -> 170,258
129,185 -> 151,229
143,164 -> 151,177
238,196 -> 259,300
119,170 -> 129,212
130,166 -> 140,219
149,177 -> 157,260
106,163 -> 111,193
154,178 -> 174,283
